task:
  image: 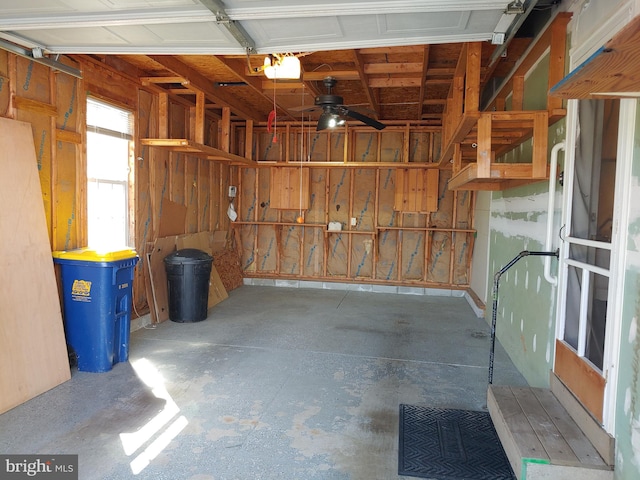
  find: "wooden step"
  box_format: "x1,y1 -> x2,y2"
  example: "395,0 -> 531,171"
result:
487,385 -> 614,480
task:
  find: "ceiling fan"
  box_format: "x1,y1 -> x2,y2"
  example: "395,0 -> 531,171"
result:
292,76 -> 386,131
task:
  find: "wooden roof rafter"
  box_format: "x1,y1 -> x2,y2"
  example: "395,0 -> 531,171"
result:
417,45 -> 430,120
353,49 -> 380,117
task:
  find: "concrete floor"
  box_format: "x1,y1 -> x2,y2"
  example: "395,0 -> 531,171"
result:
0,286 -> 527,480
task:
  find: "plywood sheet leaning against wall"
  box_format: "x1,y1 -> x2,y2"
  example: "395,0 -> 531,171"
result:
176,231 -> 229,308
0,117 -> 70,414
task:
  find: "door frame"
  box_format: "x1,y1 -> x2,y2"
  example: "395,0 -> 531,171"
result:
554,97 -> 636,434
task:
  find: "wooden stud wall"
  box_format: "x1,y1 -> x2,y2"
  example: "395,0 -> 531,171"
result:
0,46 -> 473,309
0,51 -> 235,316
235,125 -> 474,288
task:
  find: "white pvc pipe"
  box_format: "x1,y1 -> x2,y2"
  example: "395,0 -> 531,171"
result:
544,141 -> 565,285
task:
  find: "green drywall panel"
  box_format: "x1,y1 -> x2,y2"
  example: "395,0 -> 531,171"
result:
488,230 -> 556,387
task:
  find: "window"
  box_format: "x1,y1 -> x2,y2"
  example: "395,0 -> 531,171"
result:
86,98 -> 134,249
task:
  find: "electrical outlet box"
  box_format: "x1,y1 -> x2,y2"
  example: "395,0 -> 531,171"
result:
228,186 -> 237,197
350,217 -> 357,226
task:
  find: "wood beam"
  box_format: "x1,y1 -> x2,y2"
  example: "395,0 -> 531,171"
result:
547,14 -> 568,110
213,56 -> 300,120
158,92 -> 169,139
146,55 -> 260,121
193,91 -> 205,144
219,106 -> 231,153
140,76 -> 185,84
417,45 -> 430,120
353,49 -> 379,116
363,63 -> 424,75
465,42 -> 481,114
369,78 -> 424,88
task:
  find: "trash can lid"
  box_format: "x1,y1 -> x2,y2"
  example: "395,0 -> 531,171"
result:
164,248 -> 213,265
53,247 -> 138,262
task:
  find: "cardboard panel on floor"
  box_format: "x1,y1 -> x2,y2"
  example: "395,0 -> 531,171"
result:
149,235 -> 176,323
0,117 -> 71,415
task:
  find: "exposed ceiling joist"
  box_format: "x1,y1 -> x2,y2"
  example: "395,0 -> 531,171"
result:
417,46 -> 431,120
146,55 -> 259,121
353,49 -> 379,116
214,56 -> 298,120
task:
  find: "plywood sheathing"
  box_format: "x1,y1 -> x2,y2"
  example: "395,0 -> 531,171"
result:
0,117 -> 71,414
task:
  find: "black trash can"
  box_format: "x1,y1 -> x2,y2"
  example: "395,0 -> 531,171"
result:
164,248 -> 213,322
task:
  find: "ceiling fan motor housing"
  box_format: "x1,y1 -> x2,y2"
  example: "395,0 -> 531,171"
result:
315,94 -> 344,107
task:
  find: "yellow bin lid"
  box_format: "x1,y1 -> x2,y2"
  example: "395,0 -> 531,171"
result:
52,247 -> 138,262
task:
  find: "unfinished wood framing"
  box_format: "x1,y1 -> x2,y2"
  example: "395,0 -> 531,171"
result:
550,13 -> 640,99
236,165 -> 474,288
436,13 -> 571,191
241,123 -> 440,166
269,167 -> 310,210
447,110 -> 550,191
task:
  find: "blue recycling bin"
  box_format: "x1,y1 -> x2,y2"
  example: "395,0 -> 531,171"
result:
53,248 -> 139,372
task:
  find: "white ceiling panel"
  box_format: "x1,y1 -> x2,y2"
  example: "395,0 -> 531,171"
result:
13,27 -> 132,47
247,17 -> 345,48
0,0 -> 517,54
378,12 -> 472,35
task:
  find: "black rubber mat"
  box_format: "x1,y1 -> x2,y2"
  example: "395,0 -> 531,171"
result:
398,405 -> 515,480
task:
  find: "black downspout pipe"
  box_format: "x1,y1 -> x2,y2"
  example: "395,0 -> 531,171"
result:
488,250 -> 559,384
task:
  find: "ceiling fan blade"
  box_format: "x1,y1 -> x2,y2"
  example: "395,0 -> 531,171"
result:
342,107 -> 386,130
289,105 -> 322,112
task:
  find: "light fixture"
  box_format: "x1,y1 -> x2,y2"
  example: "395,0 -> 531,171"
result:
317,108 -> 345,131
262,54 -> 301,80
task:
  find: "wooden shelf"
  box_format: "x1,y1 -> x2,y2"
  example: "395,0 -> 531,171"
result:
254,161 -> 440,169
445,110 -> 550,191
233,221 -> 475,235
436,14 -> 570,191
550,14 -> 640,99
141,138 -> 257,166
448,162 -> 548,191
